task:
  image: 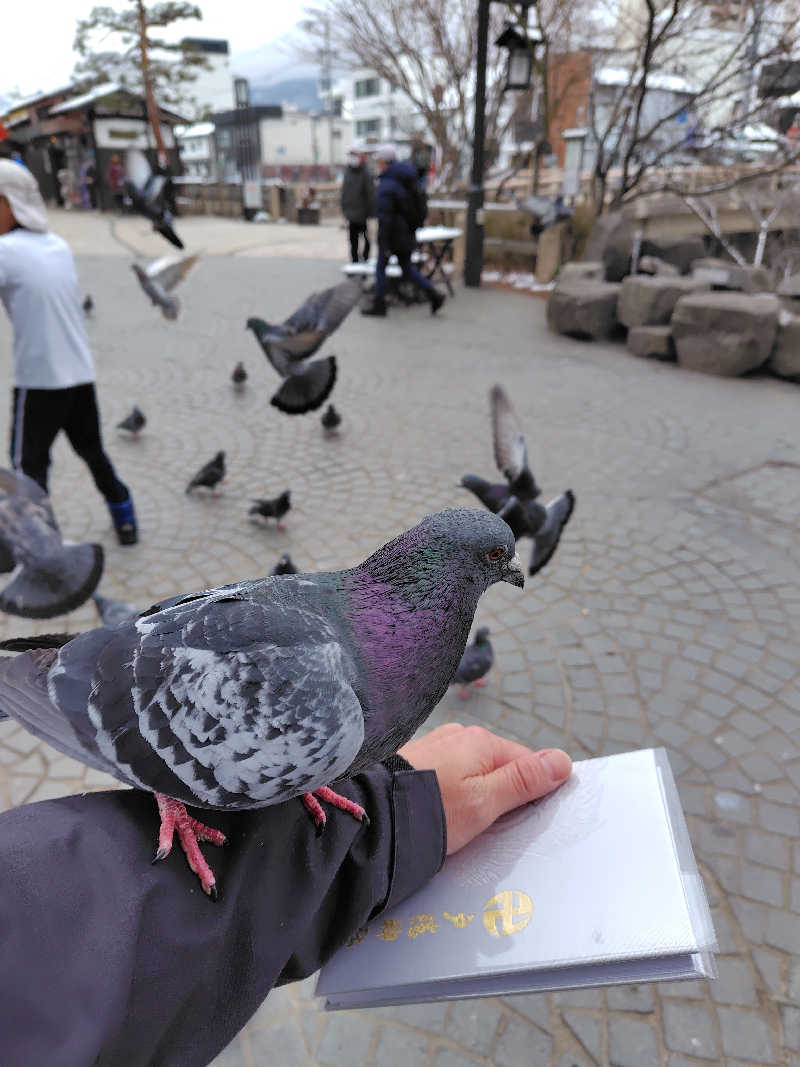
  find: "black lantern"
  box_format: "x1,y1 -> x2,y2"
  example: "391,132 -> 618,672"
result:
495,23 -> 539,92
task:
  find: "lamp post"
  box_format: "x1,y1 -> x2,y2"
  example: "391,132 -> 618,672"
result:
464,2 -> 539,287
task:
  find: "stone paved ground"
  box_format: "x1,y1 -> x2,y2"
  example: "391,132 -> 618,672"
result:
0,211 -> 798,1067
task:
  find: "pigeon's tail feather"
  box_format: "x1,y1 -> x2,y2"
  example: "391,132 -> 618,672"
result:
270,357 -> 337,415
0,544 -> 104,619
155,219 -> 184,250
0,633 -> 75,651
528,490 -> 575,578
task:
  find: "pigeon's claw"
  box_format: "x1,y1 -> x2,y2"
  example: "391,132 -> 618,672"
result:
153,793 -> 226,899
301,786 -> 369,835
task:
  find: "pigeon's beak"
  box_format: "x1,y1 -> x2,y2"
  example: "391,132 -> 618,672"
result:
502,552 -> 525,588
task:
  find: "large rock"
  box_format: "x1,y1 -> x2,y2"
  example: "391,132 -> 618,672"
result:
767,310 -> 800,381
691,258 -> 773,292
640,235 -> 706,275
776,273 -> 800,299
617,275 -> 708,328
671,292 -> 780,376
637,255 -> 680,277
627,325 -> 675,361
582,212 -> 634,282
558,261 -> 604,283
547,281 -> 621,340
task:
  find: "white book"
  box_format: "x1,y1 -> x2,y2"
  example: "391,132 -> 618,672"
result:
316,748 -> 717,1010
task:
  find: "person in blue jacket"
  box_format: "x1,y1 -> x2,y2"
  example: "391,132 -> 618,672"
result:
361,143 -> 444,317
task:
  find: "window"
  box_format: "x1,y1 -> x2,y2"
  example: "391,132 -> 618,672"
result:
355,77 -> 380,98
355,118 -> 381,137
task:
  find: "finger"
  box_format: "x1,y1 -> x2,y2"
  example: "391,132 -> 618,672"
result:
461,725 -> 548,776
482,748 -> 572,824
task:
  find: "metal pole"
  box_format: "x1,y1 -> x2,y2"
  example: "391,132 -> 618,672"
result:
464,0 -> 490,287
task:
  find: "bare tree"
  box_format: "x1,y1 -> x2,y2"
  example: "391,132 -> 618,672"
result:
586,0 -> 800,211
73,1 -> 209,119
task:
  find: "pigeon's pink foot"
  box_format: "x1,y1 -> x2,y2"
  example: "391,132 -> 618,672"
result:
153,793 -> 226,900
277,522 -> 287,531
458,687 -> 472,700
301,786 -> 369,835
473,678 -> 487,687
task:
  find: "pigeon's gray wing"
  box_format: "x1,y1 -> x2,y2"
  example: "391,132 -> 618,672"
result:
460,475 -> 512,514
13,593 -> 366,810
490,384 -> 529,485
276,281 -> 362,361
528,491 -> 575,577
148,253 -> 200,292
0,469 -> 104,618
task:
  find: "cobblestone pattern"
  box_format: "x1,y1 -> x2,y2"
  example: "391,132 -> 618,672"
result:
0,214 -> 797,1066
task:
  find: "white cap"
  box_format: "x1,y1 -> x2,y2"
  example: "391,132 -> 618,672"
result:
349,139 -> 366,154
0,159 -> 48,232
373,143 -> 397,162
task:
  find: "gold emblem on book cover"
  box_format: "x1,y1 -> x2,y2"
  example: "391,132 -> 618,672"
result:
483,890 -> 533,936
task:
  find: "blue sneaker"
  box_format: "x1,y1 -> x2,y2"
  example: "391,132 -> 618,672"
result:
107,493 -> 138,546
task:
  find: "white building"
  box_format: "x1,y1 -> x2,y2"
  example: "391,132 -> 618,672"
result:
333,68 -> 422,147
175,122 -> 216,178
180,38 -> 234,117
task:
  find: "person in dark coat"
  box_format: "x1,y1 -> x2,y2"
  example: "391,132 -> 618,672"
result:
361,143 -> 444,317
340,144 -> 375,263
0,724 -> 570,1066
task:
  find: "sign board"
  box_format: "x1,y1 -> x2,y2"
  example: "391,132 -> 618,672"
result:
93,117 -> 175,151
243,180 -> 262,209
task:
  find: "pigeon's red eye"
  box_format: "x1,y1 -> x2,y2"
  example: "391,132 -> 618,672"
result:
487,547 -> 504,562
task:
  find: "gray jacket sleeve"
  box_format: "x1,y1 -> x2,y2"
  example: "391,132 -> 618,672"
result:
0,764 -> 446,1067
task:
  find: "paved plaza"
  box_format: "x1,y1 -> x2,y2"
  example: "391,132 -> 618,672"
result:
0,210 -> 798,1067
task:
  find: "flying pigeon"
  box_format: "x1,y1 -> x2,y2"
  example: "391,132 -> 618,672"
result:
82,294 -> 94,315
232,362 -> 247,390
245,280 -> 361,414
186,451 -> 226,496
92,593 -> 138,628
123,148 -> 183,250
270,552 -> 298,576
131,253 -> 200,321
0,467 -> 103,619
117,406 -> 146,437
321,403 -> 342,434
450,626 -> 493,698
461,384 -> 575,577
248,490 -> 291,529
0,508 -> 522,898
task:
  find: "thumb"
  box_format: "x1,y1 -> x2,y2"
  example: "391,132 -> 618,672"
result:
483,748 -> 572,823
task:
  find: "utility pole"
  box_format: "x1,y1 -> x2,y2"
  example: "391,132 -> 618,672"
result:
136,0 -> 166,156
464,0 -> 490,287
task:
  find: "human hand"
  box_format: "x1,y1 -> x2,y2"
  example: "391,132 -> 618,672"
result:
399,723 -> 572,855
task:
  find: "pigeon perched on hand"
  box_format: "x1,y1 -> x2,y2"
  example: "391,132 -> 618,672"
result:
270,552 -> 298,576
186,452 -> 226,496
123,149 -> 183,250
0,508 -> 522,898
131,253 -> 200,321
249,490 -> 291,529
117,406 -> 146,437
461,384 -> 575,577
245,280 -> 361,414
451,626 -> 493,698
0,468 -> 103,618
321,403 -> 342,434
92,593 -> 138,628
82,294 -> 94,315
232,362 -> 247,390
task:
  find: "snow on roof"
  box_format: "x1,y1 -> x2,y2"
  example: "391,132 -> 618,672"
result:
175,122 -> 215,138
596,66 -> 697,95
50,83 -> 123,113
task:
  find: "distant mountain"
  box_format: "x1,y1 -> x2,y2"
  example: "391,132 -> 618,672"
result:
250,77 -> 321,111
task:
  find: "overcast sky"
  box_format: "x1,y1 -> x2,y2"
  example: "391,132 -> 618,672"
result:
7,0 -> 313,97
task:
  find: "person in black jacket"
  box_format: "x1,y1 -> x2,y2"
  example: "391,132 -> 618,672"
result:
361,143 -> 444,317
0,723 -> 571,1066
340,144 -> 375,263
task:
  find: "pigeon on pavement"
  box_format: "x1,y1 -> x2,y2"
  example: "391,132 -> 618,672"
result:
117,406 -> 146,437
270,552 -> 298,576
93,593 -> 138,628
123,149 -> 183,250
245,280 -> 361,414
451,626 -> 493,698
321,403 -> 342,434
186,452 -> 226,495
0,508 -> 522,897
461,384 -> 575,577
132,253 -> 200,321
248,490 -> 291,529
82,294 -> 94,315
232,362 -> 247,390
0,467 -> 104,619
